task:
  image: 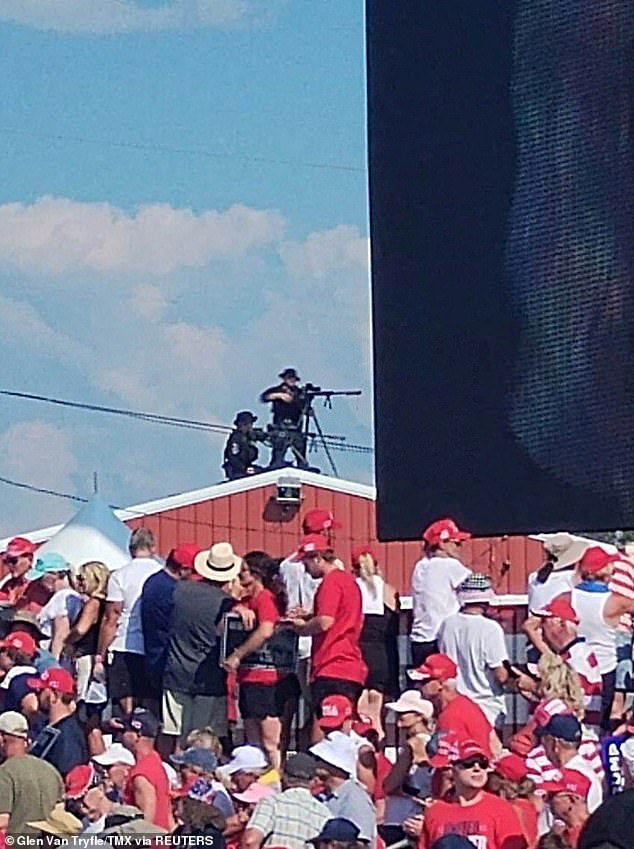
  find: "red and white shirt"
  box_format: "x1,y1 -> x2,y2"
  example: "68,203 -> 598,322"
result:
609,559 -> 634,601
561,639 -> 602,736
526,738 -> 604,786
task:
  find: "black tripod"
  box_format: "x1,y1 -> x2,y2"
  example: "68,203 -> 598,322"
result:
299,388 -> 362,476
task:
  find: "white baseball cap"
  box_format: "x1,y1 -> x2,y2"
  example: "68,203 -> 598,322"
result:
0,710 -> 28,739
222,745 -> 268,775
92,742 -> 135,767
310,731 -> 357,776
385,690 -> 434,719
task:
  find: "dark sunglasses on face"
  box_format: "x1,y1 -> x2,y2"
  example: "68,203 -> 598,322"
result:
457,756 -> 489,770
5,557 -> 20,566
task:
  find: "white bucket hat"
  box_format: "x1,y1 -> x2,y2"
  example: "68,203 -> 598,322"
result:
385,690 -> 434,719
310,731 -> 357,776
194,542 -> 242,582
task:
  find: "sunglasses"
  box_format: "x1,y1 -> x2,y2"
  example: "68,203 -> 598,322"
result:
5,556 -> 20,565
457,756 -> 489,770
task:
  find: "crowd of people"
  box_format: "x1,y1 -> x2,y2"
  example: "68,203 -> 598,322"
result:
1,510 -> 634,849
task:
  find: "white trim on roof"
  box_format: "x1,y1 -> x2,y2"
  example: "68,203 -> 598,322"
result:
0,470 -> 376,548
117,469 -> 375,520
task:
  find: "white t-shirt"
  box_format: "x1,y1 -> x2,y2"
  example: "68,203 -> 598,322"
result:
438,611 -> 508,724
37,588 -> 84,639
106,557 -> 161,654
527,569 -> 575,613
280,552 -> 321,661
410,555 -> 471,642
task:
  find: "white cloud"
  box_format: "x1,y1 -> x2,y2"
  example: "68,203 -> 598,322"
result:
0,293 -> 90,366
0,420 -> 80,534
0,197 -> 285,276
0,0 -> 286,34
0,214 -> 374,530
279,224 -> 369,281
131,284 -> 171,322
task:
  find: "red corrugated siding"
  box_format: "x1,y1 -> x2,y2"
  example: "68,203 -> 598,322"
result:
122,482 -> 543,595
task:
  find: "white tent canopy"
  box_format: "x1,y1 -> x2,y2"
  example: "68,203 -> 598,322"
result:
35,495 -> 131,572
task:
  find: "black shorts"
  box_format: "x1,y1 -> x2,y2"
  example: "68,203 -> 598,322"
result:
310,677 -> 364,715
108,652 -> 159,701
239,676 -> 300,720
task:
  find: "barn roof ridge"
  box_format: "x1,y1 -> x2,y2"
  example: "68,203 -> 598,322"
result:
0,469 -> 376,548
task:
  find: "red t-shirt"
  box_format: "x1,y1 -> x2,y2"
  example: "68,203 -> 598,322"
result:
14,579 -> 52,614
0,575 -> 30,607
420,791 -> 527,849
311,569 -> 367,684
238,589 -> 282,685
511,799 -> 538,849
437,694 -> 493,756
373,751 -> 393,802
124,750 -> 171,831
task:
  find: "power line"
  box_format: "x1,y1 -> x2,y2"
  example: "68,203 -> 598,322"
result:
0,127 -> 366,175
0,475 -> 87,505
0,389 -> 374,454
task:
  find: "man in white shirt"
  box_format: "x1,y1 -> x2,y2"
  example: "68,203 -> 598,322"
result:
97,528 -> 161,714
438,573 -> 510,728
410,518 -> 472,666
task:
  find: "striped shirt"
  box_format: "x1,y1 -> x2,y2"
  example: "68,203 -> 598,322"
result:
561,640 -> 603,735
247,787 -> 330,849
609,560 -> 634,600
526,738 -> 604,785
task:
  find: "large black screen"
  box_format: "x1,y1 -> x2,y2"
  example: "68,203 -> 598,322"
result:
367,1 -> 634,539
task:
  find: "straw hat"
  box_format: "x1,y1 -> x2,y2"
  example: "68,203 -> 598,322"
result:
28,804 -> 82,836
194,542 -> 242,582
530,532 -> 616,570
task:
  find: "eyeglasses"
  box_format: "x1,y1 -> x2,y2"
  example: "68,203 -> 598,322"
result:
457,756 -> 489,770
5,556 -> 20,565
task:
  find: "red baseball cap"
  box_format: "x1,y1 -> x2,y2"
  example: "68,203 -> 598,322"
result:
351,544 -> 378,563
452,739 -> 489,765
542,768 -> 591,800
0,631 -> 37,657
168,543 -> 201,570
27,667 -> 76,696
408,653 -> 458,683
303,508 -> 342,533
422,518 -> 471,547
292,534 -> 330,561
319,695 -> 354,730
3,537 -> 37,558
579,546 -> 629,575
535,597 -> 579,624
65,764 -> 96,799
494,753 -> 529,783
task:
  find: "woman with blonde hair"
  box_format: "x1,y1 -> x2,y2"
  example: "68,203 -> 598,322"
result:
351,545 -> 399,738
65,560 -> 110,753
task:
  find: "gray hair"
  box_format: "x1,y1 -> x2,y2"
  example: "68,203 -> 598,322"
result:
129,527 -> 155,556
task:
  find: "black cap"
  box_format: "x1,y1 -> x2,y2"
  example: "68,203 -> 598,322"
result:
541,714 -> 582,743
234,411 -> 257,426
309,819 -> 368,844
279,368 -> 299,380
431,837 -> 477,849
122,708 -> 159,739
284,752 -> 317,780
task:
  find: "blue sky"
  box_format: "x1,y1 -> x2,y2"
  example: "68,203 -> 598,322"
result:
0,0 -> 372,534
